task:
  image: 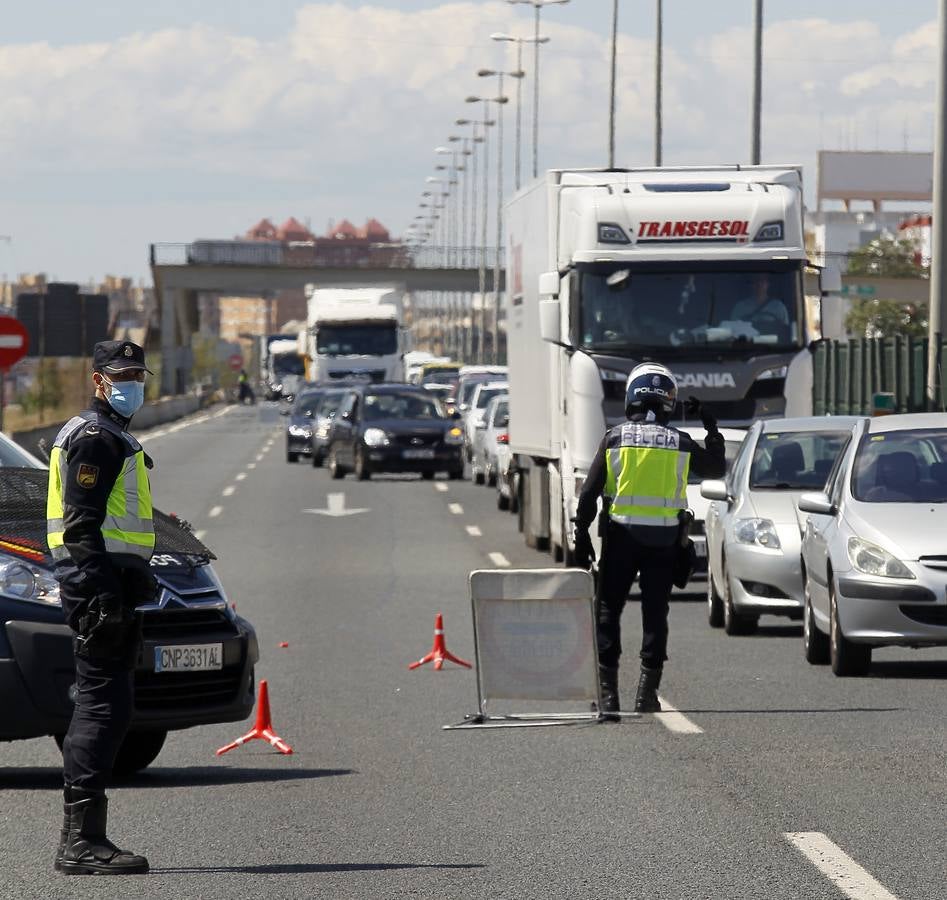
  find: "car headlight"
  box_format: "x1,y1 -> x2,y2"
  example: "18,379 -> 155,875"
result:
847,537 -> 914,579
316,422 -> 331,439
363,427 -> 390,447
0,554 -> 61,606
288,424 -> 312,438
445,426 -> 464,445
734,518 -> 781,549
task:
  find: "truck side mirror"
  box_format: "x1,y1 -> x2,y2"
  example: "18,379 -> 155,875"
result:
538,271 -> 560,298
820,266 -> 842,295
539,299 -> 561,344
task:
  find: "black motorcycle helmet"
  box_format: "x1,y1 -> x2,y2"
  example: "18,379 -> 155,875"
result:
625,363 -> 678,418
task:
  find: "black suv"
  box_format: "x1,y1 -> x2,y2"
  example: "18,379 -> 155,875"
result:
0,439 -> 258,774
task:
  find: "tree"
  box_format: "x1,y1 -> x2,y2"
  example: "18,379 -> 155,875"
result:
846,234 -> 925,278
845,298 -> 927,339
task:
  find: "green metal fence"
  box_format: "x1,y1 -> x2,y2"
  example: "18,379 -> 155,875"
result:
812,337 -> 947,416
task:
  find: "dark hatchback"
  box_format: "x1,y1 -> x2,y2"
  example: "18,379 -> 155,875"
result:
325,384 -> 465,480
284,387 -> 326,462
0,452 -> 258,774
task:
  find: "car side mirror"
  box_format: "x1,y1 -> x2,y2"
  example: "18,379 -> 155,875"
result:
798,491 -> 836,516
279,408 -> 290,416
305,410 -> 314,418
700,480 -> 730,502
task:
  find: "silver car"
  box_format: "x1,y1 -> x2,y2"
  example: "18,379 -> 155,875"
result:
464,381 -> 508,478
471,395 -> 509,488
799,413 -> 947,676
702,416 -> 859,634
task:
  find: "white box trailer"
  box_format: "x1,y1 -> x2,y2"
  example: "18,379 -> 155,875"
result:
504,166 -> 829,559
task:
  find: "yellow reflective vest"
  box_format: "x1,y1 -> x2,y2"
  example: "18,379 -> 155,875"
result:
47,414 -> 155,563
604,421 -> 690,529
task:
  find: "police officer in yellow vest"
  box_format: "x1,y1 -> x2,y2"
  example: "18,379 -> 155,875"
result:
46,341 -> 154,875
575,363 -> 725,718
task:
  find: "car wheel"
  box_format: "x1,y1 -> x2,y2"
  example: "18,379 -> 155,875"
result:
803,573 -> 830,665
286,450 -> 299,463
473,470 -> 485,486
421,471 -> 435,481
829,581 -> 871,676
448,467 -> 464,481
486,467 -> 497,487
510,475 -> 520,515
311,449 -> 323,468
354,447 -> 371,481
497,489 -> 510,511
707,566 -> 724,628
113,730 -> 168,775
722,558 -> 758,636
328,447 -> 345,480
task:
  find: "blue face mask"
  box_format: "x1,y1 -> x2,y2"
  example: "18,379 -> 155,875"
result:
104,377 -> 145,418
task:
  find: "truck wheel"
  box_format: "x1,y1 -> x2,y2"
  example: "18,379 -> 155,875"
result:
113,731 -> 168,775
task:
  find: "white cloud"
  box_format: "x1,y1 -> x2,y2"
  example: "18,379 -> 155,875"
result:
0,4 -> 938,278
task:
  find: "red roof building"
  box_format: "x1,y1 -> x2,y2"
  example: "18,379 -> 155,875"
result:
277,217 -> 315,242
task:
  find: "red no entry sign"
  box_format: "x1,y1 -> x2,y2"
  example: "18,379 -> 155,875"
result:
229,353 -> 244,372
0,317 -> 29,370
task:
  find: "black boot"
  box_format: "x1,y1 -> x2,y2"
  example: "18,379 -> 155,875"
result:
634,665 -> 663,713
598,666 -> 620,722
59,787 -> 149,875
53,787 -> 69,871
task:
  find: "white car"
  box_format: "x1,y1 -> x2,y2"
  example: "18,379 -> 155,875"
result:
471,395 -> 509,487
464,381 -> 508,469
702,416 -> 859,634
800,413 -> 947,676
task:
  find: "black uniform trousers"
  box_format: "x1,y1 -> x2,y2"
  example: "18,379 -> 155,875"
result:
596,520 -> 677,670
59,568 -> 143,793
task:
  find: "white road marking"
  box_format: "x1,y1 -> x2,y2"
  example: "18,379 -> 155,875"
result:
434,483 -> 448,492
195,530 -> 207,541
208,506 -> 223,518
247,463 -> 257,470
301,493 -> 369,517
167,422 -> 189,433
255,454 -> 264,462
466,525 -> 482,537
235,472 -> 247,481
488,552 -> 511,567
785,832 -> 899,900
653,697 -> 703,734
222,486 -> 235,497
448,503 -> 463,515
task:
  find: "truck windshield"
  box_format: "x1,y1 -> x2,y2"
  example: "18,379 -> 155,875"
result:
273,354 -> 305,376
316,324 -> 398,357
578,265 -> 803,354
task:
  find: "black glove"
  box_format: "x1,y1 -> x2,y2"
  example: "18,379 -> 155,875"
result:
76,595 -> 136,660
686,395 -> 718,432
573,527 -> 595,570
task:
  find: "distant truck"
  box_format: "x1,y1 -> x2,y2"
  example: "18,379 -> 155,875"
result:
258,334 -> 305,400
504,165 -> 831,561
304,287 -> 406,383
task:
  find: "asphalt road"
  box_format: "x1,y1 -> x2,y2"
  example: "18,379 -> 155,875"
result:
2,401 -> 945,899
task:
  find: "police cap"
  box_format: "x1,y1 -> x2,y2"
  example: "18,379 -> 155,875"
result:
93,341 -> 153,374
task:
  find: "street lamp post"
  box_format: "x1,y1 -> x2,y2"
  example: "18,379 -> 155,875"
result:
456,118 -> 488,360
506,0 -> 570,179
751,0 -> 763,164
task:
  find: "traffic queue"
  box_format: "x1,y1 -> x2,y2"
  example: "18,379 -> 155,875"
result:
282,366 -> 947,681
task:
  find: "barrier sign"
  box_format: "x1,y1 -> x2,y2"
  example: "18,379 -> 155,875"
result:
446,568 -> 601,728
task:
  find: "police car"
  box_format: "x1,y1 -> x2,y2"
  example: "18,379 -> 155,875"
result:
0,434 -> 258,773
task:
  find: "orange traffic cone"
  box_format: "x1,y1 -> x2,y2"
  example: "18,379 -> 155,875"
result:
216,679 -> 293,756
408,612 -> 472,671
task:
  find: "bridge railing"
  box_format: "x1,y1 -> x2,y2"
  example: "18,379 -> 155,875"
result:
150,242 -> 502,271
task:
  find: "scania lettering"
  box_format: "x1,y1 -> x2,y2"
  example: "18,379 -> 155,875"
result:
503,166 -> 826,562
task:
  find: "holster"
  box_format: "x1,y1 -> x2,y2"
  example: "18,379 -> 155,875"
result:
74,598 -> 141,664
672,509 -> 697,590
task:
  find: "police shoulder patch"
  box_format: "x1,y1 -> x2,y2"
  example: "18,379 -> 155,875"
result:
76,464 -> 99,489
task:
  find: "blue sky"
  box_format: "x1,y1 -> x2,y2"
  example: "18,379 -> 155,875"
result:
0,1 -> 938,281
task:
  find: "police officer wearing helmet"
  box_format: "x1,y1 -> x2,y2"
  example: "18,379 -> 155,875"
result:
574,363 -> 725,718
47,341 -> 155,875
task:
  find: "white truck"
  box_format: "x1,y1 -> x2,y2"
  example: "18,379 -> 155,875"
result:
305,287 -> 406,383
504,165 -> 827,561
259,334 -> 305,400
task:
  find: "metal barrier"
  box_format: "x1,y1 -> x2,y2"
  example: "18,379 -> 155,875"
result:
813,337 -> 947,415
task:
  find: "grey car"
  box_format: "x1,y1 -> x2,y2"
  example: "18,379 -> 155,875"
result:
701,416 -> 859,635
800,413 -> 947,676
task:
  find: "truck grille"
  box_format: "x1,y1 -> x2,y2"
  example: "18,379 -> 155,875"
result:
328,369 -> 386,382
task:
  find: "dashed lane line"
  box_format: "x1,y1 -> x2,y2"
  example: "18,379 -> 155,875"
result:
255,454 -> 264,462
247,463 -> 257,470
466,525 -> 482,537
653,697 -> 703,734
448,503 -> 464,515
434,483 -> 449,493
140,404 -> 234,443
208,506 -> 223,519
785,833 -> 899,900
235,473 -> 247,481
222,486 -> 236,497
488,552 -> 511,567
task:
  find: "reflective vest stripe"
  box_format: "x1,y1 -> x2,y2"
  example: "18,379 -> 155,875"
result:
609,513 -> 681,527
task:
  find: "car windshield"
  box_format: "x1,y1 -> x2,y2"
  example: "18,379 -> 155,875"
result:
422,372 -> 458,387
749,430 -> 849,490
316,324 -> 397,356
363,392 -> 445,421
852,428 -> 947,502
492,401 -> 509,427
578,264 -> 803,354
273,354 -> 304,376
316,393 -> 345,419
293,392 -> 323,416
687,439 -> 743,484
475,387 -> 507,409
458,378 -> 490,406
0,435 -> 43,468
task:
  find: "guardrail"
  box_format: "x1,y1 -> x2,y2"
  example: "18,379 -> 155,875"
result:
150,242 -> 502,271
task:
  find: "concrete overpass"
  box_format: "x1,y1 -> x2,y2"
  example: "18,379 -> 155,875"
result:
150,242 -> 504,394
